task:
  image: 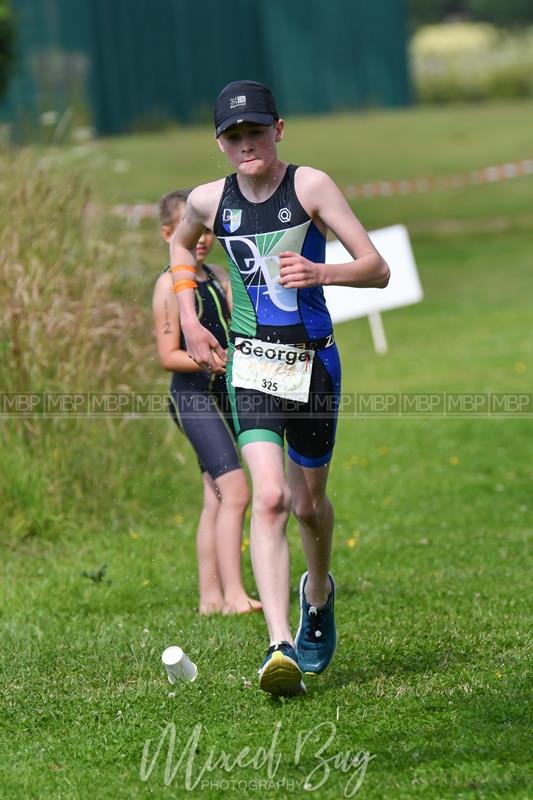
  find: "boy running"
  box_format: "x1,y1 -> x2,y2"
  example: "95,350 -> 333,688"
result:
170,81 -> 390,696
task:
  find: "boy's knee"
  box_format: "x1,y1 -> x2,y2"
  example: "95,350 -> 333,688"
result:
254,483 -> 291,519
292,494 -> 331,527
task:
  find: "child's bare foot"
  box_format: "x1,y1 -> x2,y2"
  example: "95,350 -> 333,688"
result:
222,596 -> 263,615
199,597 -> 224,615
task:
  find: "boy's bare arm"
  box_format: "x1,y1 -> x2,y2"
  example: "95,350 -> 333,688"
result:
169,181 -> 226,372
279,167 -> 390,290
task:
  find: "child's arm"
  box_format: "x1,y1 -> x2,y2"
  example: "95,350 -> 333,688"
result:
152,272 -> 201,373
280,167 -> 390,290
170,183 -> 227,372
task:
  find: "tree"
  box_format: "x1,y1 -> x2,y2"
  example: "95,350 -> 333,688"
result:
0,0 -> 16,103
408,0 -> 467,31
469,0 -> 533,27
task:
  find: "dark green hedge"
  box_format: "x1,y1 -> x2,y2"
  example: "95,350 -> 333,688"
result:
0,0 -> 16,102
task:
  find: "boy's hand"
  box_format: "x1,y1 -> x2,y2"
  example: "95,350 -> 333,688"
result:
183,322 -> 227,374
278,251 -> 325,288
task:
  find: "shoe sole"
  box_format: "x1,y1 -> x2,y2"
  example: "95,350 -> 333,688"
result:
259,651 -> 306,697
294,571 -> 337,675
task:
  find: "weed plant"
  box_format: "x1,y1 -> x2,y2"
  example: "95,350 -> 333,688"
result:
0,149 -> 177,542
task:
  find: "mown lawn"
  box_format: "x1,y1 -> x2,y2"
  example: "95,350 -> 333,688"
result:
47,99 -> 533,227
1,101 -> 532,799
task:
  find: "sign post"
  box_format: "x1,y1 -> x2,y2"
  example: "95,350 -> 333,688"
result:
324,224 -> 422,354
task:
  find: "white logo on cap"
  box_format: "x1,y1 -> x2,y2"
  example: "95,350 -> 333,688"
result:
278,207 -> 291,223
230,95 -> 246,109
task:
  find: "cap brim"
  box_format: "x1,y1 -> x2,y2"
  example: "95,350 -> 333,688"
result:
215,112 -> 275,138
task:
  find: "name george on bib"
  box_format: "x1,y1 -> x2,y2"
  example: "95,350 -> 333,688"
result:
231,337 -> 314,402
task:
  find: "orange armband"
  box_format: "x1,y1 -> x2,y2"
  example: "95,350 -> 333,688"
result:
171,264 -> 196,275
173,278 -> 197,293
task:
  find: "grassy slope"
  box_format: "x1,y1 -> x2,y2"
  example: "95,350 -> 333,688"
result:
68,100 -> 533,228
1,101 -> 532,799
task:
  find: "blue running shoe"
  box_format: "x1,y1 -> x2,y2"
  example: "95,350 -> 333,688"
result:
295,572 -> 336,674
258,641 -> 306,697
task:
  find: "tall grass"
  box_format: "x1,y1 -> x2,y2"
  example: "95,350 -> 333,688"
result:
0,149 -> 151,393
0,149 -> 183,543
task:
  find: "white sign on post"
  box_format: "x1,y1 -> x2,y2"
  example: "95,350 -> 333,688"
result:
324,224 -> 423,354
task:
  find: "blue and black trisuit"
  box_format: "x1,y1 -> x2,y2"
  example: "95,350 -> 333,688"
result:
213,164 -> 341,468
167,265 -> 241,479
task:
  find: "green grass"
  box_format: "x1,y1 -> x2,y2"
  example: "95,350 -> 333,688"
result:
45,99 -> 533,229
1,101 -> 532,798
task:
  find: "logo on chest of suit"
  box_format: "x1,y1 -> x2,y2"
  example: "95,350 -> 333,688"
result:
222,235 -> 298,313
278,207 -> 291,224
222,208 -> 242,233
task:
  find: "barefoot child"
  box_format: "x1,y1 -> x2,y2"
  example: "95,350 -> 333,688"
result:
153,190 -> 261,615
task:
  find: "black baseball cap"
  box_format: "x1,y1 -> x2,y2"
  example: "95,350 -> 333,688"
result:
214,80 -> 279,138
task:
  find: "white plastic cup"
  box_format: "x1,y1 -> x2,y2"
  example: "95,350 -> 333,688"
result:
161,646 -> 198,684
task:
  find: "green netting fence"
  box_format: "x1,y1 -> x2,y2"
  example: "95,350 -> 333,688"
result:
1,0 -> 411,139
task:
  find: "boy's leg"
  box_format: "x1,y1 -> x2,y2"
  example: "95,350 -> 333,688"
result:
287,459 -> 333,607
243,441 -> 306,696
288,458 -> 337,674
227,373 -> 304,693
283,343 -> 340,672
241,441 -> 293,644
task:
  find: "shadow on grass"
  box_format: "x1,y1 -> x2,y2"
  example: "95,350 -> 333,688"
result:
364,681 -> 531,795
328,641 -> 470,690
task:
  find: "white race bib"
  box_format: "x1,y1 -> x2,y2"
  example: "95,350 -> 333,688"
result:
231,337 -> 314,403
